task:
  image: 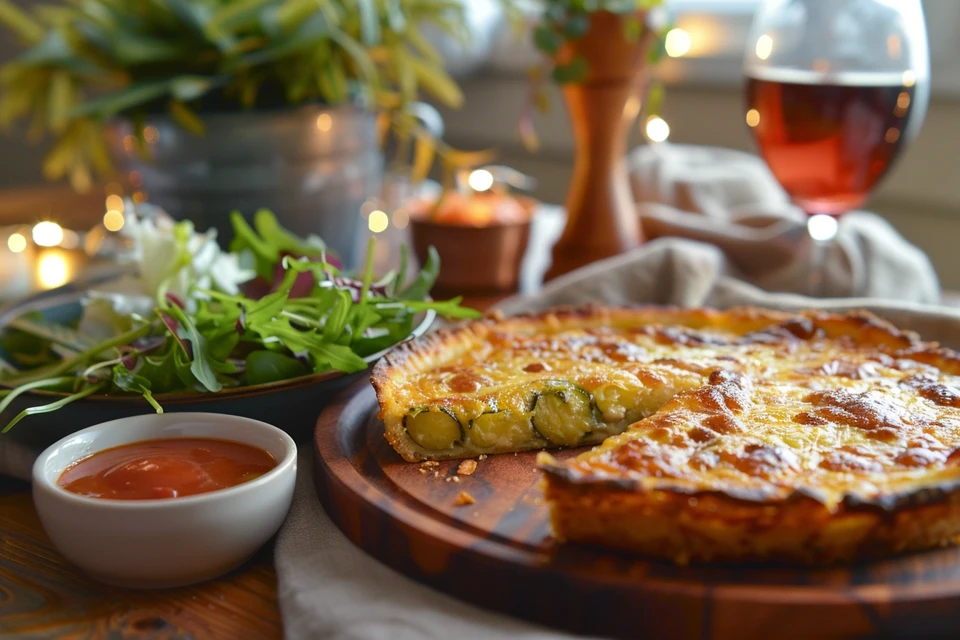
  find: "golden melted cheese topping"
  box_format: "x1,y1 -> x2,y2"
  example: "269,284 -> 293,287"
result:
568,368 -> 960,510
377,309 -> 960,501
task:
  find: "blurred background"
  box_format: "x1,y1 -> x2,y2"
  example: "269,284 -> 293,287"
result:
1,0 -> 958,284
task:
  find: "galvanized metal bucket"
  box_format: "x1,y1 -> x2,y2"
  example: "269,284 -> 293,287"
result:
108,104 -> 381,268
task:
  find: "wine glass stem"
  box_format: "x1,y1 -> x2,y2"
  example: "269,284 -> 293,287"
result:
809,237 -> 828,297
806,214 -> 839,297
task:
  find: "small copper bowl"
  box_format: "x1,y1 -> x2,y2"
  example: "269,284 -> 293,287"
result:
409,196 -> 537,295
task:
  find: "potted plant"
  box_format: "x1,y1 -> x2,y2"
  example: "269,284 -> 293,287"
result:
0,0 -> 472,267
523,0 -> 666,279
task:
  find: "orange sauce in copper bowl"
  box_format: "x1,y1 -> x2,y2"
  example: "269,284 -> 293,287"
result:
58,437 -> 278,501
407,192 -> 538,294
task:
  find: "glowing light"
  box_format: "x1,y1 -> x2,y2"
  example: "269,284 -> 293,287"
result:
132,191 -> 147,204
392,209 -> 409,229
32,221 -> 63,247
122,135 -> 136,152
645,116 -> 670,142
7,233 -> 26,253
104,210 -> 125,232
755,35 -> 773,61
467,169 -> 494,192
60,229 -> 80,250
902,70 -> 916,87
368,210 -> 389,233
143,125 -> 159,144
746,109 -> 760,127
105,194 -> 124,212
316,114 -> 333,132
807,215 -> 839,242
894,92 -> 911,117
360,199 -> 379,218
664,28 -> 691,58
885,127 -> 901,144
887,35 -> 901,60
37,251 -> 70,289
129,171 -> 143,187
85,226 -> 105,256
105,182 -> 123,196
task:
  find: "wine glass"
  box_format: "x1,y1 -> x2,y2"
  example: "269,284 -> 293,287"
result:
743,0 -> 929,295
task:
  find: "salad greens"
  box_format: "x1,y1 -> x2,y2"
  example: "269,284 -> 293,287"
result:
0,207 -> 480,432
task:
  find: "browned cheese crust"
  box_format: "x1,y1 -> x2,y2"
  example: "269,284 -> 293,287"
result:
372,305 -> 960,563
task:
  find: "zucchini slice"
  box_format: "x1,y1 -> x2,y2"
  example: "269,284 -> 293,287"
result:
404,407 -> 463,451
468,411 -> 536,449
531,382 -> 596,446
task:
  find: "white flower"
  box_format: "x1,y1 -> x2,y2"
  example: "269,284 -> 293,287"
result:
78,202 -> 255,336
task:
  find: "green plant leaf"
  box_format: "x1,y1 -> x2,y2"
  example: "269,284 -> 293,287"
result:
137,349 -> 181,394
400,245 -> 439,301
161,304 -> 225,392
245,350 -> 307,385
112,364 -> 162,413
533,26 -> 561,54
356,0 -> 381,46
562,14 -> 591,40
0,0 -> 44,45
2,381 -> 105,433
169,99 -> 206,135
68,79 -> 176,118
551,54 -> 589,84
0,376 -> 75,418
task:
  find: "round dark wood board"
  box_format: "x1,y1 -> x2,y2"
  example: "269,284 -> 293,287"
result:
313,381 -> 960,639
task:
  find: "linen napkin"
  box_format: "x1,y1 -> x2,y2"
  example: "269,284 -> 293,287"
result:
626,144 -> 940,303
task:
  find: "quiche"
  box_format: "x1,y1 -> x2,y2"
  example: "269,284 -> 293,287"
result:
371,306 -> 960,563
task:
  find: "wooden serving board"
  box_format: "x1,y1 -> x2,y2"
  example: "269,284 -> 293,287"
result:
313,381 -> 960,639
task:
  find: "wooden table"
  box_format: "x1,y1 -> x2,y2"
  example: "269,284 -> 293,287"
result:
0,474 -> 283,639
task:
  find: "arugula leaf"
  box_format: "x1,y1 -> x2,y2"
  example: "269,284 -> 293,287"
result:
250,316 -> 367,373
229,210 -> 276,280
400,245 -> 440,301
245,350 -> 307,385
112,363 -> 162,413
2,382 -> 106,433
385,297 -> 482,319
137,348 -> 182,394
161,303 -> 226,392
253,209 -> 325,257
346,305 -> 383,344
322,290 -> 352,342
0,376 -> 75,418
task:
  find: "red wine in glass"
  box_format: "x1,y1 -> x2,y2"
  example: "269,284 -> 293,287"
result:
745,68 -> 915,217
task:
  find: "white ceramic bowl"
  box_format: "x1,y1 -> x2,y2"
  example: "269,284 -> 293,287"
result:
32,412 -> 297,589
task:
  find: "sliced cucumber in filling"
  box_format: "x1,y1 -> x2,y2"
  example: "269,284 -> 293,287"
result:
404,407 -> 463,451
531,382 -> 596,446
468,411 -> 535,449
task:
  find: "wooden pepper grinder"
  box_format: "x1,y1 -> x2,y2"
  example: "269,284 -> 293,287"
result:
545,11 -> 655,281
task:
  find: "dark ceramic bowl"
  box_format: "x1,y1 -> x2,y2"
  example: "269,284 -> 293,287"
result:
0,288 -> 434,456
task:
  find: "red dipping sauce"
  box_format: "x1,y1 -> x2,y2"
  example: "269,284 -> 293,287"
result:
58,438 -> 277,500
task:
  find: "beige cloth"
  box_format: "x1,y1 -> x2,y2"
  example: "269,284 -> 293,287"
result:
627,144 -> 939,302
